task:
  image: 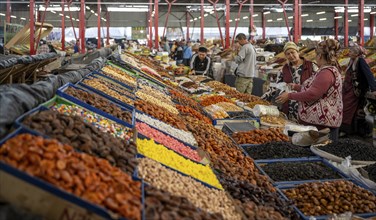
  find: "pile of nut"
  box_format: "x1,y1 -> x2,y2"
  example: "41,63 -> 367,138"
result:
284,180 -> 376,216
82,78 -> 134,106
200,95 -> 234,107
138,158 -> 241,220
225,91 -> 261,103
137,84 -> 173,105
205,81 -> 234,92
246,100 -> 271,108
176,104 -> 212,124
169,89 -> 203,113
135,91 -> 178,115
232,128 -> 289,145
0,134 -> 142,220
214,102 -> 244,112
135,99 -> 188,131
101,65 -> 137,87
23,110 -> 138,175
144,185 -> 224,220
89,76 -> 135,99
65,87 -> 132,124
183,116 -> 275,193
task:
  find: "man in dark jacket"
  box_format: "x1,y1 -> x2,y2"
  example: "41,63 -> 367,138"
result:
190,46 -> 211,75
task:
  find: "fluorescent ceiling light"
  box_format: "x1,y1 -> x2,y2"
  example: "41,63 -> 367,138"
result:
252,14 -> 258,17
59,13 -> 63,16
198,16 -> 201,19
50,11 -> 56,14
190,19 -> 193,22
335,6 -> 371,13
0,13 -> 5,16
334,16 -> 342,19
209,11 -> 215,14
371,12 -> 376,15
243,16 -> 248,19
229,19 -> 233,22
264,11 -> 271,15
316,11 -> 325,14
20,17 -> 26,20
39,6 -> 80,11
95,13 -> 98,16
348,19 -> 352,22
204,14 -> 208,17
107,7 -> 149,12
66,15 -> 70,18
364,18 -> 368,21
91,10 -> 95,13
301,14 -> 309,17
194,18 -> 197,21
86,6 -> 90,10
288,16 -> 293,19
319,18 -> 327,21
277,18 -> 283,21
10,15 -> 16,18
351,14 -> 358,17
307,19 -> 313,22
267,19 -> 273,22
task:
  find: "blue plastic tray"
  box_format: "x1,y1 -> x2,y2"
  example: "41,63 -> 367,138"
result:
277,181 -> 376,220
57,83 -> 134,127
134,154 -> 222,190
0,127 -> 133,220
92,70 -> 136,91
255,158 -> 350,186
240,144 -> 320,162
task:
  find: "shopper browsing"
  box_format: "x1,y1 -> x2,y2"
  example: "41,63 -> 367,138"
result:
233,33 -> 257,94
190,46 -> 211,76
341,43 -> 376,136
261,42 -> 318,122
276,39 -> 343,142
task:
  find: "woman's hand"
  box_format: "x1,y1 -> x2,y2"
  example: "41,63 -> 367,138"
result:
276,92 -> 289,104
288,83 -> 298,91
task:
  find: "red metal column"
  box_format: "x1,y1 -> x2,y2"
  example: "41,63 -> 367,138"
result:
6,0 -> 11,23
293,0 -> 299,43
208,0 -> 224,47
67,0 -> 78,41
371,14 -> 375,38
186,11 -> 190,41
225,0 -> 230,49
334,12 -> 339,40
35,0 -> 50,52
278,0 -> 292,42
97,0 -> 101,49
262,12 -> 266,40
249,0 -> 254,40
298,0 -> 302,40
162,0 -> 177,39
37,11 -> 41,22
61,0 -> 65,51
79,0 -> 86,53
344,0 -> 349,47
154,0 -> 159,49
358,0 -> 364,46
200,0 -> 204,44
106,11 -> 110,45
148,0 -> 153,48
232,0 -> 247,46
30,0 -> 36,55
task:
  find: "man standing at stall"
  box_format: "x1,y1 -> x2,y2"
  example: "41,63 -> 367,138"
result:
233,33 -> 257,94
190,46 -> 211,76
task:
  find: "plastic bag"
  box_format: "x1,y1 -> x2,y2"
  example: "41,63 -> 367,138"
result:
252,104 -> 279,117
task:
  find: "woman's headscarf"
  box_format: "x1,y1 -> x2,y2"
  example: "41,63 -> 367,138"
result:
349,42 -> 367,57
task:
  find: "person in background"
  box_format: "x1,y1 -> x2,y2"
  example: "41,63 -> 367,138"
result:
341,43 -> 376,136
276,39 -> 343,142
261,42 -> 318,121
37,40 -> 50,54
182,41 -> 192,66
170,40 -> 178,58
190,46 -> 211,76
74,40 -> 80,53
233,33 -> 257,94
47,41 -> 57,54
175,41 -> 184,65
161,38 -> 170,53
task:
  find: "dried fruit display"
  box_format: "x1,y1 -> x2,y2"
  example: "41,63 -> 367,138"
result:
65,87 -> 132,124
181,81 -> 198,89
214,102 -> 244,112
363,163 -> 376,183
135,91 -> 178,115
205,81 -> 234,92
261,115 -> 287,126
232,128 -> 289,145
200,95 -> 234,107
260,161 -> 342,182
204,105 -> 229,119
82,78 -> 134,106
136,122 -> 202,162
243,142 -> 315,160
87,76 -> 135,99
137,84 -> 173,105
23,110 -> 137,175
225,90 -> 261,103
284,180 -> 376,216
138,158 -> 241,220
176,105 -> 211,124
219,173 -> 298,220
235,201 -> 289,220
183,116 -> 275,193
137,138 -> 222,189
135,99 -> 188,131
144,185 -> 224,220
101,65 -> 137,87
169,89 -> 203,112
246,100 -> 271,108
318,138 -> 376,161
0,134 -> 141,220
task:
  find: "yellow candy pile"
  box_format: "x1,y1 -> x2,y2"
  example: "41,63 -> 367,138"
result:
137,139 -> 223,189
